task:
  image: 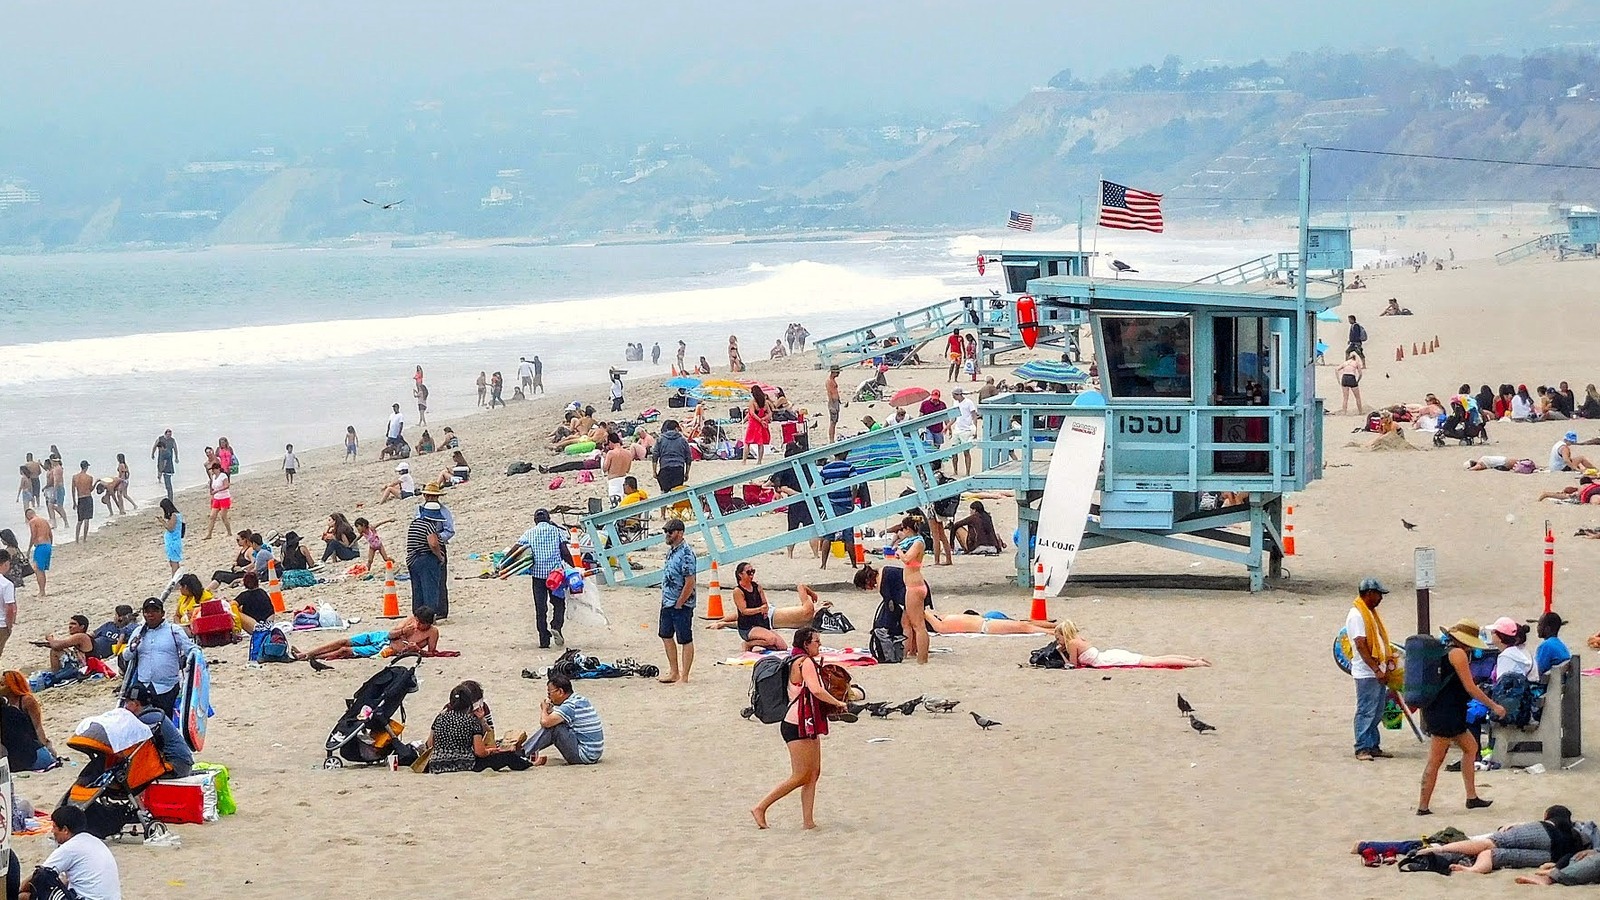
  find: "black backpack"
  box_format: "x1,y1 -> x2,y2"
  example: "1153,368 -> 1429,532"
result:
932,493 -> 961,518
814,608 -> 854,634
1029,641 -> 1066,669
749,655 -> 797,724
870,627 -> 905,664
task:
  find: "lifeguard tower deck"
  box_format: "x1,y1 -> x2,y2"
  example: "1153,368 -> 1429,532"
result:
1496,206 -> 1600,264
582,230 -> 1350,594
812,250 -> 1094,371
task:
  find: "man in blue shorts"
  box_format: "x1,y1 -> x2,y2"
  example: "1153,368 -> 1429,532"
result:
293,608 -> 439,661
657,519 -> 697,684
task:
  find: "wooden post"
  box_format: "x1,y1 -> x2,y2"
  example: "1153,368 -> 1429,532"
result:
1414,547 -> 1436,635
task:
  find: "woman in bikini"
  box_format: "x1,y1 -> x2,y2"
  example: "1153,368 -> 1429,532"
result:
895,517 -> 930,664
922,609 -> 1055,634
726,562 -> 785,652
708,582 -> 830,640
1053,620 -> 1211,668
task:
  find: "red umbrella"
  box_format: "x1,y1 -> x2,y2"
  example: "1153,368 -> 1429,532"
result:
889,386 -> 931,408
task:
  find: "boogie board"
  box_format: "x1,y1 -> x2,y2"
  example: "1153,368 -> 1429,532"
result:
1332,626 -> 1406,689
175,647 -> 212,752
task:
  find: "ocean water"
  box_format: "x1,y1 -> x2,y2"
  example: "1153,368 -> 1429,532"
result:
0,232 -> 1286,540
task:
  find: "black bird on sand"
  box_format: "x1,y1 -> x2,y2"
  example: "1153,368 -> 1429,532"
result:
894,697 -> 923,716
1188,714 -> 1216,735
869,706 -> 895,718
1402,519 -> 1418,531
308,658 -> 334,673
362,198 -> 407,209
970,712 -> 1002,731
924,698 -> 960,713
1177,693 -> 1194,716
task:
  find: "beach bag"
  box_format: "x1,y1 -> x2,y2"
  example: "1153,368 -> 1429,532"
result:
547,477 -> 565,490
1491,672 -> 1534,727
292,608 -> 322,629
869,627 -> 905,664
282,569 -> 316,589
932,493 -> 961,518
253,625 -> 291,663
1403,634 -> 1450,709
813,609 -> 854,634
505,461 -> 534,476
1513,459 -> 1537,474
1029,641 -> 1066,669
749,655 -> 797,724
963,359 -> 976,375
228,460 -> 239,475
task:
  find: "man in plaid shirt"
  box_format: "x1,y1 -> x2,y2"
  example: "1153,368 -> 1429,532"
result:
517,508 -> 573,649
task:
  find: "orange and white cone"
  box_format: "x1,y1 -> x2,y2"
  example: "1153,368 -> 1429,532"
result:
268,559 -> 285,614
702,560 -> 725,620
1030,561 -> 1049,621
1284,505 -> 1297,557
381,560 -> 401,617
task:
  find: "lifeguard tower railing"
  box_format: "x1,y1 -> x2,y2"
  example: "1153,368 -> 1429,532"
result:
812,298 -> 969,370
581,385 -> 1320,590
1496,233 -> 1570,265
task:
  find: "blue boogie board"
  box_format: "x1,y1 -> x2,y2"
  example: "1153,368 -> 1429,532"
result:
175,647 -> 212,752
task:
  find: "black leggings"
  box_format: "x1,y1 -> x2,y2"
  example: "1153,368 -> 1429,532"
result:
545,459 -> 600,474
322,540 -> 360,562
473,751 -> 532,772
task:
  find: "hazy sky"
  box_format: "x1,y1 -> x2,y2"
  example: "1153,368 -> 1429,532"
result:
2,0 -> 1595,139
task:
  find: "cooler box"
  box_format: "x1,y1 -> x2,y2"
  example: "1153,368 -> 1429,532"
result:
191,600 -> 234,648
781,422 -> 800,446
144,772 -> 219,824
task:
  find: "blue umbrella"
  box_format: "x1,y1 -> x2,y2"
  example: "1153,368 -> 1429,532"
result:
1316,308 -> 1342,323
1012,360 -> 1089,385
664,376 -> 702,389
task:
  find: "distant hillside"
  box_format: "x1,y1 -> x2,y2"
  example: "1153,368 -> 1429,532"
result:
5,48 -> 1600,247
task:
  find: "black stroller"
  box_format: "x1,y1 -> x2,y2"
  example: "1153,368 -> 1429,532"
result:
322,655 -> 421,769
1432,399 -> 1489,447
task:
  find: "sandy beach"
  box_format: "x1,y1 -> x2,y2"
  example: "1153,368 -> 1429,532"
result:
8,218 -> 1599,899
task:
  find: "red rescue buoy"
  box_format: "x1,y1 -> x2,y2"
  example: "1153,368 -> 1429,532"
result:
1016,293 -> 1039,349
976,254 -> 986,276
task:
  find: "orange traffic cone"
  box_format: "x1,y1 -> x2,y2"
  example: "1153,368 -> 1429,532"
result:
853,526 -> 866,566
268,559 -> 285,614
1284,505 -> 1297,557
381,560 -> 401,618
702,560 -> 725,620
568,527 -> 584,574
1030,561 -> 1048,621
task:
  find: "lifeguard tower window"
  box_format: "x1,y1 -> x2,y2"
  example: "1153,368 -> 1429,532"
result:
1004,263 -> 1041,293
1213,316 -> 1274,403
1098,314 -> 1193,400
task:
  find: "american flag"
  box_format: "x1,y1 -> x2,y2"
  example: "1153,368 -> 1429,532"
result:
1098,181 -> 1164,233
1007,210 -> 1034,231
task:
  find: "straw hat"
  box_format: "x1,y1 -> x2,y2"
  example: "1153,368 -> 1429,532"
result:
1441,618 -> 1487,649
419,482 -> 444,497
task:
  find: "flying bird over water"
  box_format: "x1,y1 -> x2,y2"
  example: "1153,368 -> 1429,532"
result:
363,198 -> 407,209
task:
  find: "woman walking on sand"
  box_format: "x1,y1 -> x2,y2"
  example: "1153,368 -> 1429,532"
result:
1417,620 -> 1506,816
203,461 -> 232,540
1335,352 -> 1364,415
752,627 -> 847,830
160,498 -> 183,573
489,372 -> 506,408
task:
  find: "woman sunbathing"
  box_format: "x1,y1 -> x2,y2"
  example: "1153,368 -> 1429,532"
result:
1054,620 -> 1211,668
708,583 -> 827,636
922,609 -> 1055,635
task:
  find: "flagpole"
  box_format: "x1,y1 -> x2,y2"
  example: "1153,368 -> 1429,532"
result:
1090,175 -> 1102,279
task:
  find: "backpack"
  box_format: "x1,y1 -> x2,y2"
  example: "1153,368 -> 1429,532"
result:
1491,672 -> 1534,727
1353,324 -> 1368,343
505,461 -> 534,476
814,609 -> 854,634
749,655 -> 797,723
1403,634 -> 1450,709
1029,641 -> 1066,669
869,627 -> 905,664
251,625 -> 291,663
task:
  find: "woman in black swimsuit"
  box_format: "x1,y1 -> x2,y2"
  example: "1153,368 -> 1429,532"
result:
1418,619 -> 1506,816
732,563 -> 785,651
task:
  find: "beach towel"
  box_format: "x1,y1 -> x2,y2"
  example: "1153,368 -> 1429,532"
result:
1353,598 -> 1392,669
721,648 -> 876,667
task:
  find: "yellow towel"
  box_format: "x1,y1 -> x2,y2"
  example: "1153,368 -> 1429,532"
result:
1353,598 -> 1391,670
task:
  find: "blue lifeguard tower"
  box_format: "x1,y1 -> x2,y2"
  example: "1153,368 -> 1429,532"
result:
1497,205 -> 1600,264
812,250 -> 1095,371
580,154 -> 1347,592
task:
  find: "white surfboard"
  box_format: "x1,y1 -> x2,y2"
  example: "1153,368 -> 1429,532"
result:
1035,417 -> 1106,595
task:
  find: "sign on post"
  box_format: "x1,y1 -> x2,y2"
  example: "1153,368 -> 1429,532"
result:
1414,547 -> 1436,636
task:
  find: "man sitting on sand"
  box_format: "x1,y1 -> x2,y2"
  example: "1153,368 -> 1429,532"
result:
1551,432 -> 1596,473
38,615 -> 96,679
520,671 -> 604,766
293,608 -> 439,661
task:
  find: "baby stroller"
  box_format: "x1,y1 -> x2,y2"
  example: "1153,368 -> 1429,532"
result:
60,709 -> 173,842
322,654 -> 422,769
1432,399 -> 1489,447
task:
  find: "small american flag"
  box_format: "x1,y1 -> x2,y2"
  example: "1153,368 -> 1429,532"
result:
1007,210 -> 1034,231
1099,181 -> 1164,233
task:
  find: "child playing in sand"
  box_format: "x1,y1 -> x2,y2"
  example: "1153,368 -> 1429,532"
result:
283,444 -> 299,485
355,517 -> 395,570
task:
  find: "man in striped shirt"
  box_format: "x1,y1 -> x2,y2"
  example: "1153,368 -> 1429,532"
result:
406,508 -> 446,618
817,453 -> 857,571
522,670 -> 604,765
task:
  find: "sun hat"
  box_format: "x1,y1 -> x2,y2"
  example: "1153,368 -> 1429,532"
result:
420,482 -> 444,496
1489,616 -> 1521,638
1358,577 -> 1388,595
1442,618 -> 1487,649
1565,431 -> 1579,443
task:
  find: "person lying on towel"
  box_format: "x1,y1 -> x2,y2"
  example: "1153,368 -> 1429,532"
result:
292,609 -> 439,662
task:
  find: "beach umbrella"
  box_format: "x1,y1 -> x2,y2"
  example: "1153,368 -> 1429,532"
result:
1316,308 -> 1342,323
664,376 -> 702,389
1012,360 -> 1089,385
700,378 -> 746,390
889,387 -> 931,408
